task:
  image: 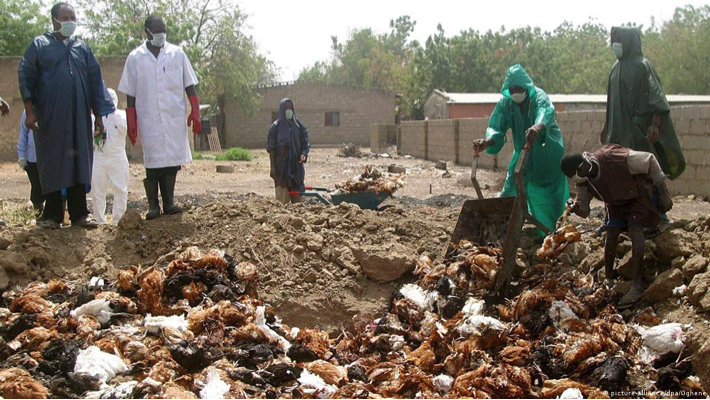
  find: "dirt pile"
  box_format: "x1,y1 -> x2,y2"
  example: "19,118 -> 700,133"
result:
0,195 -> 455,331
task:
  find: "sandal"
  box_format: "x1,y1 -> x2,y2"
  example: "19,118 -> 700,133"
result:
73,216 -> 99,229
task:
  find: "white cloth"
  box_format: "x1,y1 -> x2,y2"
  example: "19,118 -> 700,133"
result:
91,89 -> 129,224
117,42 -> 198,168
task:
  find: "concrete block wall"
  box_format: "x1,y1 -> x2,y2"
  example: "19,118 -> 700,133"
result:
555,110 -> 606,154
389,104 -> 710,196
400,120 -> 427,159
370,124 -> 389,154
427,119 -> 458,163
667,105 -> 710,196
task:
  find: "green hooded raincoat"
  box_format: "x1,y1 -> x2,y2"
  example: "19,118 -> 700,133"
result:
485,64 -> 569,233
603,27 -> 686,180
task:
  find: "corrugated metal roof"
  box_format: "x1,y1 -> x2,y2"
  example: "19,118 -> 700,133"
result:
440,92 -> 710,104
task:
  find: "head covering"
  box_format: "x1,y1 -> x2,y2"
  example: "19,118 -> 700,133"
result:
107,88 -> 118,108
610,26 -> 643,61
500,64 -> 536,100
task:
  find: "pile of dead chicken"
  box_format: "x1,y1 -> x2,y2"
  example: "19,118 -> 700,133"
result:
0,245 -> 704,399
337,165 -> 405,195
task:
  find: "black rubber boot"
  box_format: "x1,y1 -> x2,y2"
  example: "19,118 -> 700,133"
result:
159,174 -> 182,215
143,178 -> 161,220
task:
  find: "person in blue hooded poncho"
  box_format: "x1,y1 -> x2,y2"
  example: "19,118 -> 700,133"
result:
267,98 -> 310,204
18,2 -> 114,229
473,64 -> 569,234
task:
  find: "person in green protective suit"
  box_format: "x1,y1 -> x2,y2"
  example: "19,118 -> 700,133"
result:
473,64 -> 569,234
601,27 -> 686,181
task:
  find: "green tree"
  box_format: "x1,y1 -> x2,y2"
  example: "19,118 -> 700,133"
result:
645,5 -> 710,94
74,0 -> 275,112
0,0 -> 50,56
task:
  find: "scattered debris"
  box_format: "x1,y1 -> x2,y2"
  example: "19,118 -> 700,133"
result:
337,143 -> 362,158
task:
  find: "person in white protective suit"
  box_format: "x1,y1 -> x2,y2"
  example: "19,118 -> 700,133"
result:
90,88 -> 129,225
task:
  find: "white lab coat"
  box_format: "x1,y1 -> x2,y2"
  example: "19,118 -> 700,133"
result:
91,89 -> 129,225
117,42 -> 198,169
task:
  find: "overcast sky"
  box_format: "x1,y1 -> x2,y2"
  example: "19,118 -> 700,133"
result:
234,0 -> 709,81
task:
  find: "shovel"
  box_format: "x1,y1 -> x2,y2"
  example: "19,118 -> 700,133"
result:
471,146 -> 484,199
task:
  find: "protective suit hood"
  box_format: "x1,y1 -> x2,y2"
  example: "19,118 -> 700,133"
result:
107,88 -> 118,109
501,64 -> 536,100
277,98 -> 296,123
611,26 -> 643,61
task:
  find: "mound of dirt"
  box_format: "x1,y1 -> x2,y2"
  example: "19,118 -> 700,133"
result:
0,195 -> 455,331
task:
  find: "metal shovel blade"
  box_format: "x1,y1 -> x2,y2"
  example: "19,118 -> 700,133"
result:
450,196 -> 516,247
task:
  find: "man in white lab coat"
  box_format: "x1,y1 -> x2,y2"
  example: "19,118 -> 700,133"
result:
91,88 -> 129,225
117,15 -> 201,220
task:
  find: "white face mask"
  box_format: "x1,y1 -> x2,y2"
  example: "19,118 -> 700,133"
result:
54,18 -> 77,38
612,42 -> 623,59
511,92 -> 527,104
285,109 -> 294,120
147,29 -> 166,47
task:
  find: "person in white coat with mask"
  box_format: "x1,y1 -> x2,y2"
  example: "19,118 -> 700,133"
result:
90,88 -> 129,225
117,14 -> 201,220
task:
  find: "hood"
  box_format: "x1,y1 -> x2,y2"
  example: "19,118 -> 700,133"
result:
500,64 -> 536,100
107,88 -> 118,108
611,26 -> 643,60
278,98 -> 296,122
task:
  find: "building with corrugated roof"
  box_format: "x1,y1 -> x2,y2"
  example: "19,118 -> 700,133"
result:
423,89 -> 710,120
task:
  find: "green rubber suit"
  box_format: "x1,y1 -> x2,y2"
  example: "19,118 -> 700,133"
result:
485,64 -> 569,234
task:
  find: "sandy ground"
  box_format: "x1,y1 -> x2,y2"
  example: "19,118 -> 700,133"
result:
1,147 -> 708,220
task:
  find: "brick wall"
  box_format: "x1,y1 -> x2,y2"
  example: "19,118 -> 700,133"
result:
391,105 -> 710,196
224,82 -> 394,149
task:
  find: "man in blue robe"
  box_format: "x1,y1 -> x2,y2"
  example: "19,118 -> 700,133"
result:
18,2 -> 114,229
267,98 -> 310,204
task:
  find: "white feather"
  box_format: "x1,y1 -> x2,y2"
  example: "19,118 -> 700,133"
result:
199,369 -> 230,399
85,381 -> 137,399
144,314 -> 188,334
558,388 -> 583,399
462,298 -> 485,317
74,346 -> 128,383
256,306 -> 291,351
389,335 -> 405,351
71,299 -> 113,325
433,374 -> 454,394
633,323 -> 684,364
458,315 -> 506,337
548,300 -> 578,330
400,284 -> 435,311
297,370 -> 337,399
